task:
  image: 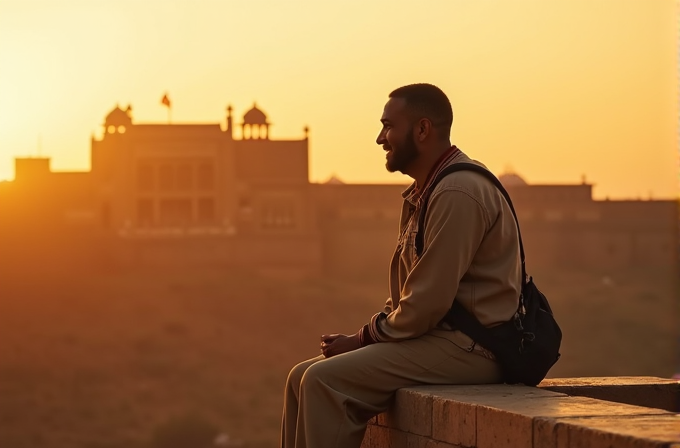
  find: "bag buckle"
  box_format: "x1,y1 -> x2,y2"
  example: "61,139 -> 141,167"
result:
519,331 -> 536,353
513,313 -> 524,331
519,293 -> 527,316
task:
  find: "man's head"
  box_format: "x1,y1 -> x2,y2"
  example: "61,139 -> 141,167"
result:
376,83 -> 453,174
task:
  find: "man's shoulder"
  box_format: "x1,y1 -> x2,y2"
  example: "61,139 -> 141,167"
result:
432,159 -> 497,198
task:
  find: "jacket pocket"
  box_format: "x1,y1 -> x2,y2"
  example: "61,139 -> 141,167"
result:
430,329 -> 477,353
400,229 -> 419,267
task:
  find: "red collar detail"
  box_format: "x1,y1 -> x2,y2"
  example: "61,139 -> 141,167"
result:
417,145 -> 460,195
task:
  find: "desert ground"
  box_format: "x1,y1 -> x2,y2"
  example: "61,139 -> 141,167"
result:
0,256 -> 676,448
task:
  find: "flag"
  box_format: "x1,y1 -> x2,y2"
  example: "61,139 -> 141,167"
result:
161,93 -> 171,108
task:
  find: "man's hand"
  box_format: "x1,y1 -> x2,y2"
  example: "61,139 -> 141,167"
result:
320,333 -> 362,358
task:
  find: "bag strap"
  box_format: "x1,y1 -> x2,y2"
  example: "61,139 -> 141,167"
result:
415,162 -> 527,288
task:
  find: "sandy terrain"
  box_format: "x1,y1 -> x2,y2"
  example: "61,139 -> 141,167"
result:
0,261 -> 676,448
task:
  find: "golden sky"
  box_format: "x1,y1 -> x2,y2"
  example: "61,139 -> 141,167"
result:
0,0 -> 677,199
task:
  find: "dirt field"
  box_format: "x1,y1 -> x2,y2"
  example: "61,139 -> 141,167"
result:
0,260 -> 676,448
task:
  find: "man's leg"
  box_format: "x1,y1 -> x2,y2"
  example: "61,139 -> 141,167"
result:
294,330 -> 501,448
281,355 -> 324,448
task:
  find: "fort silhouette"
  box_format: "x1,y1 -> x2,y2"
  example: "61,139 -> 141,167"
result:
0,103 -> 677,276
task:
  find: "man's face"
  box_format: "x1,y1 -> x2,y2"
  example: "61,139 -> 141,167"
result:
376,97 -> 419,174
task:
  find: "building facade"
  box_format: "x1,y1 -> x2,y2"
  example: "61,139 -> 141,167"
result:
0,104 -> 677,277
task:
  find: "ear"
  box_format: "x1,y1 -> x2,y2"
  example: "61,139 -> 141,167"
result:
415,118 -> 432,142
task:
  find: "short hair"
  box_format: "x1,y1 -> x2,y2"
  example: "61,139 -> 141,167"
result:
389,83 -> 453,137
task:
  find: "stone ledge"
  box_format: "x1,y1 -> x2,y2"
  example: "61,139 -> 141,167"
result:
538,376 -> 680,412
362,378 -> 680,448
535,414 -> 680,448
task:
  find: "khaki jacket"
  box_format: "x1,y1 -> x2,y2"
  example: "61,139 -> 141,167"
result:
367,150 -> 522,347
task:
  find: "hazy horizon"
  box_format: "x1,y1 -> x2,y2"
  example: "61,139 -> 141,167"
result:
0,0 -> 677,200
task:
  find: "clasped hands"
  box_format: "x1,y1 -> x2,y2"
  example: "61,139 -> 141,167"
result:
320,332 -> 362,358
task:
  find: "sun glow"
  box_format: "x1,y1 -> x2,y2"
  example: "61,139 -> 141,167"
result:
0,0 -> 676,199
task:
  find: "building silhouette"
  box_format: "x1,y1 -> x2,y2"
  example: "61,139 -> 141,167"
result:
0,103 -> 677,277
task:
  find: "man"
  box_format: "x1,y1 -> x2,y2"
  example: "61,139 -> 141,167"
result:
281,83 -> 521,448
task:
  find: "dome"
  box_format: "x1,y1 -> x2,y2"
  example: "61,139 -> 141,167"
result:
498,172 -> 527,187
243,103 -> 268,125
105,105 -> 132,126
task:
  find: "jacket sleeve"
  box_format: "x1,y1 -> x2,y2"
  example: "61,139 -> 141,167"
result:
368,187 -> 490,342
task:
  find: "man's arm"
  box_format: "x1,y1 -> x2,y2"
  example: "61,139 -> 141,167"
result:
362,187 -> 490,344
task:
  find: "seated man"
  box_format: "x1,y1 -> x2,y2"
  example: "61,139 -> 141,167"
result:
281,83 -> 521,448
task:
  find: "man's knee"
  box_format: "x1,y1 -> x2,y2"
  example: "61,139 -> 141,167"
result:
287,360 -> 310,391
299,358 -> 338,392
287,356 -> 324,392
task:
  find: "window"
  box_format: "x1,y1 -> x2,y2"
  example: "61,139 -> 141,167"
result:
137,199 -> 154,226
159,199 -> 192,225
262,203 -> 295,229
197,163 -> 214,190
176,164 -> 193,190
238,197 -> 253,216
197,198 -> 215,223
137,165 -> 154,191
159,164 -> 174,191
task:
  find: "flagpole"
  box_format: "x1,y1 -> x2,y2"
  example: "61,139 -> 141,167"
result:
161,93 -> 172,124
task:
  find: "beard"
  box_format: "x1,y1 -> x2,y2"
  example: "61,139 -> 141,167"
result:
385,129 -> 419,173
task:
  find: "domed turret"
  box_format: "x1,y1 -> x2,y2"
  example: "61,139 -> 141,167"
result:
243,103 -> 268,125
241,103 -> 270,140
104,105 -> 132,135
498,172 -> 527,187
324,175 -> 344,185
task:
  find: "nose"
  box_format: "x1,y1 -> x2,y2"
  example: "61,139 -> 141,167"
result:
376,129 -> 386,146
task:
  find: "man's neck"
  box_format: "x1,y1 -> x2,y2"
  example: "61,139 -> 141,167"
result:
410,142 -> 453,188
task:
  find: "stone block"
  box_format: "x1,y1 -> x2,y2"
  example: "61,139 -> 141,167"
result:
535,414 -> 680,448
406,433 -> 432,448
424,442 -> 462,448
376,411 -> 390,427
476,405 -> 533,448
431,396 -> 476,447
539,377 -> 680,412
407,433 -> 462,448
392,389 -> 433,437
363,426 -> 414,448
473,395 -> 671,448
362,424 -> 393,448
387,428 -> 410,448
533,417 -> 572,448
361,424 -> 377,448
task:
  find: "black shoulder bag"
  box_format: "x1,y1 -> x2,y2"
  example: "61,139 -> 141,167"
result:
415,162 -> 562,386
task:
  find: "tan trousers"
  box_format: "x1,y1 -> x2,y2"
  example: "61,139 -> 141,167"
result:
280,329 -> 502,448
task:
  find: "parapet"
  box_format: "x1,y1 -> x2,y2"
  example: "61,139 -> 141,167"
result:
361,377 -> 679,448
